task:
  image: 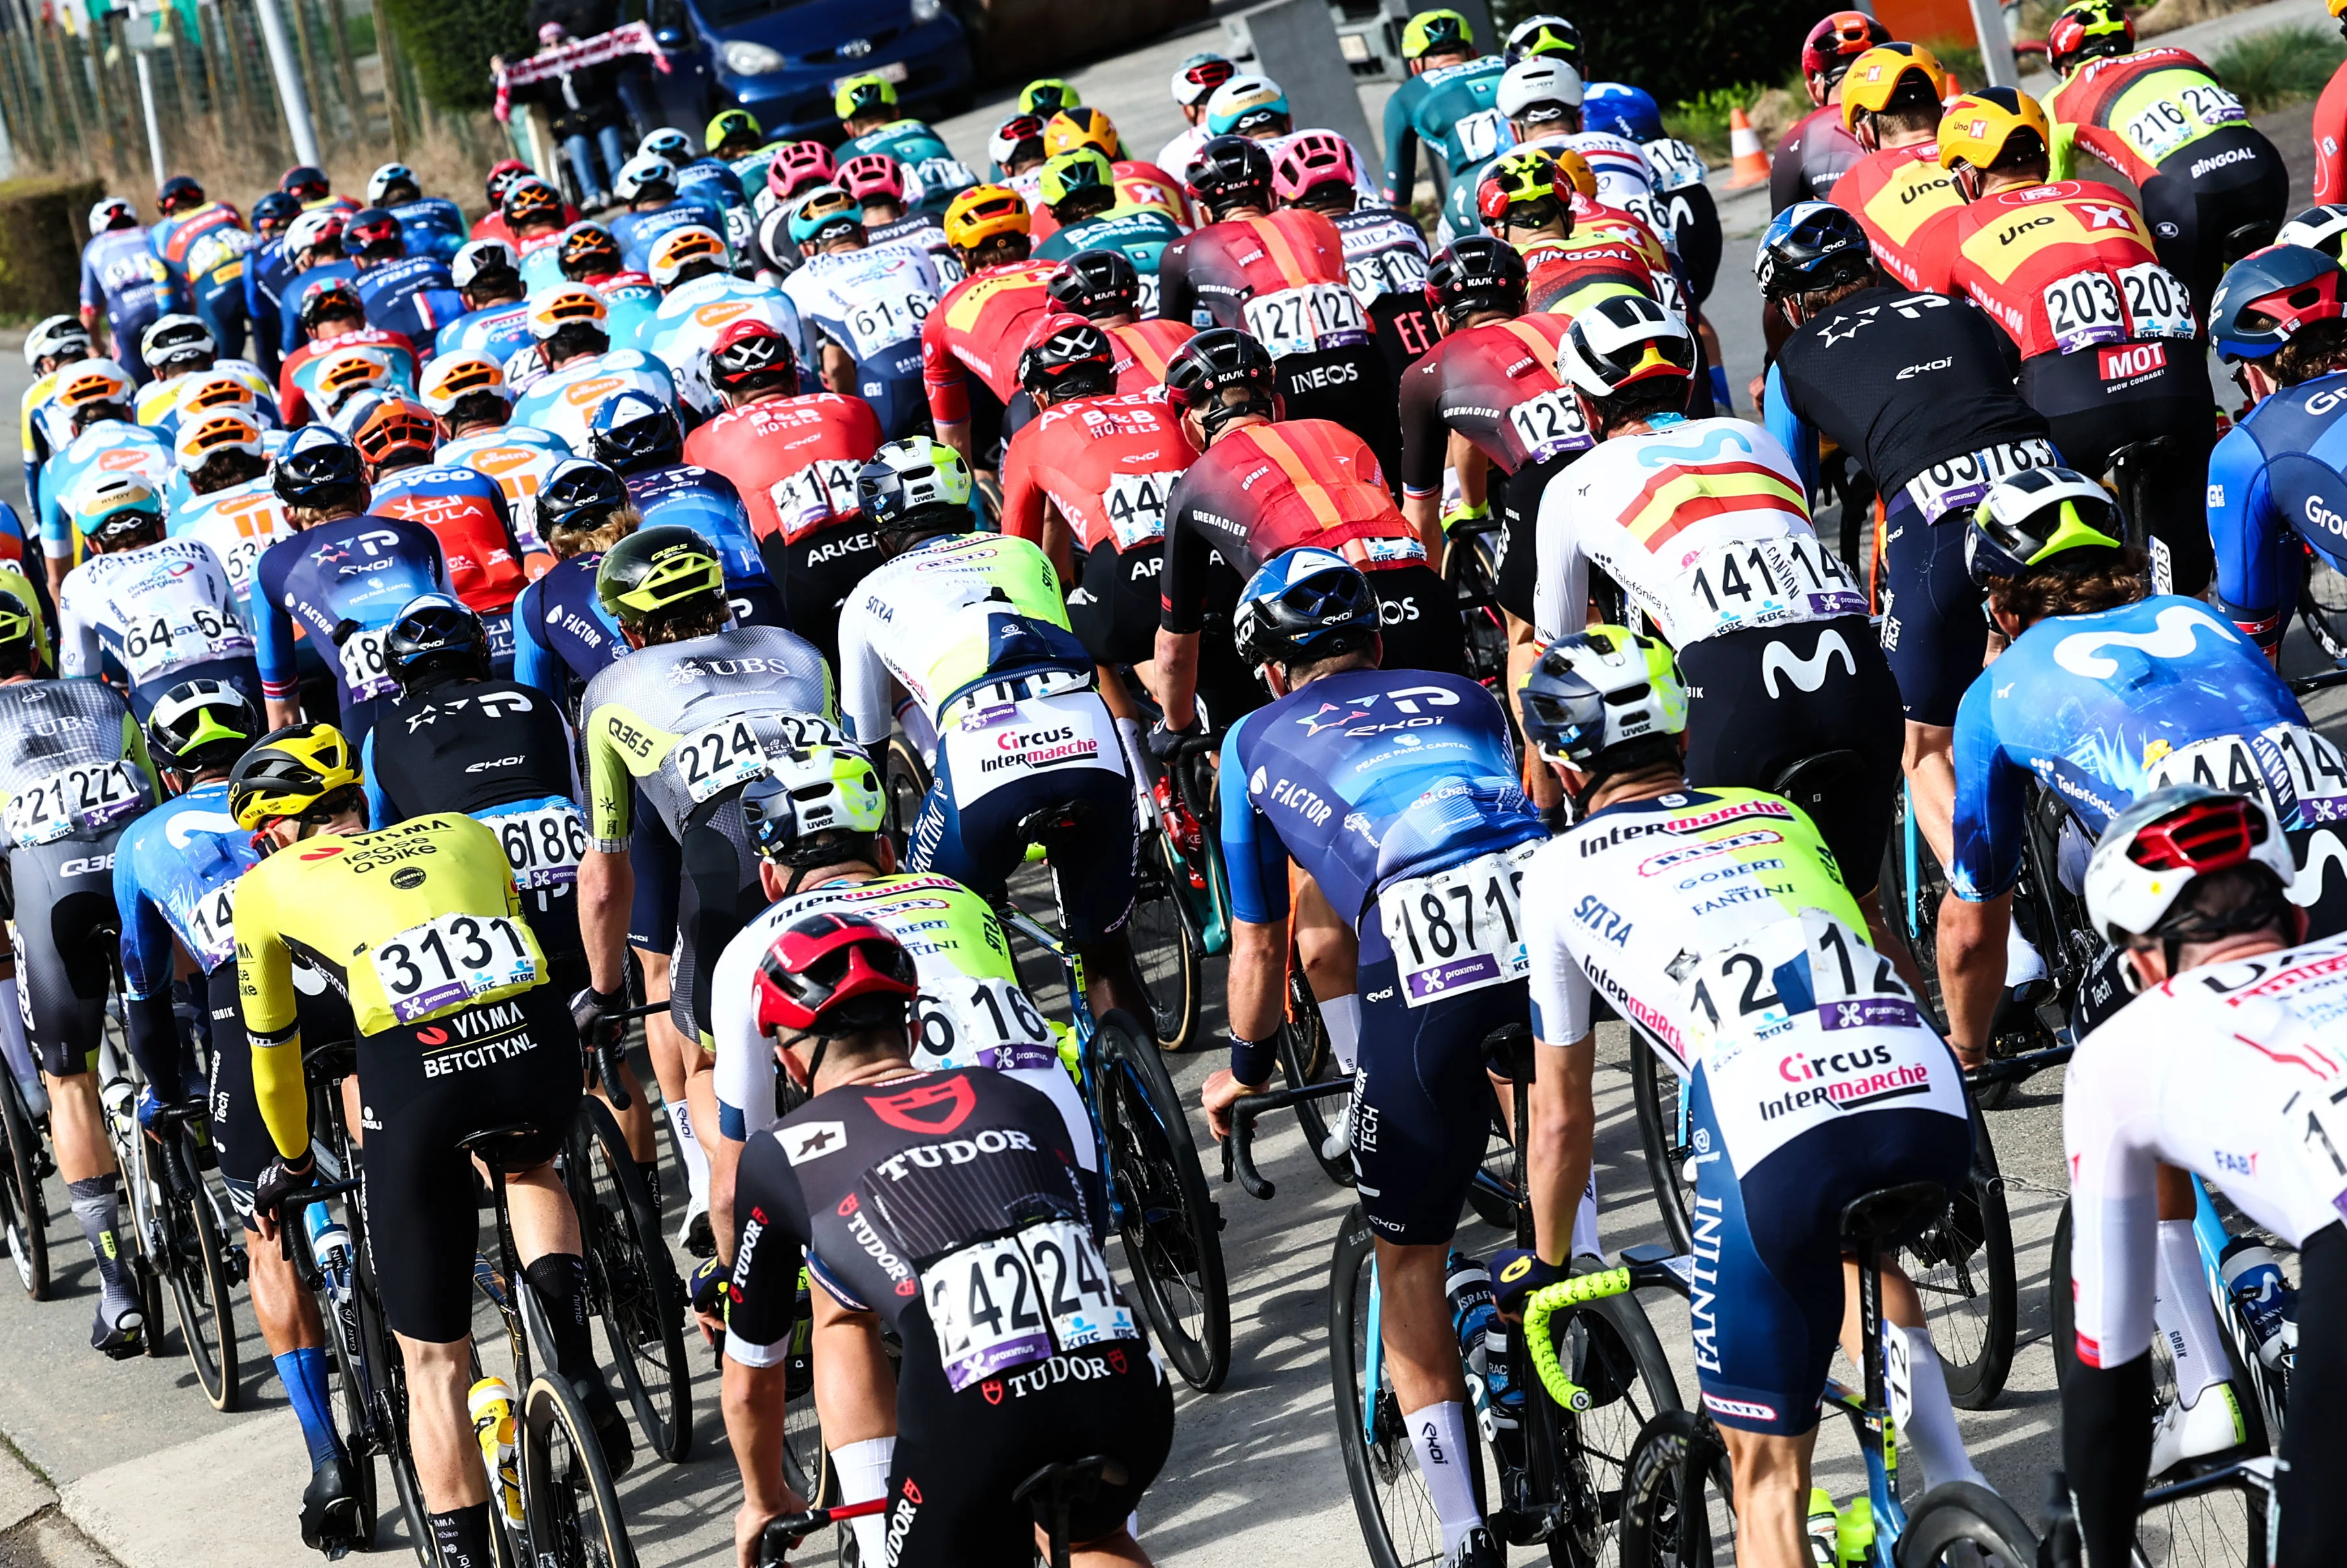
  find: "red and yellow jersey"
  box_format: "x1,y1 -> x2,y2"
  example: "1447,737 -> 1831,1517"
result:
1831,142 -> 1963,291
1910,181 -> 2195,360
2316,62 -> 2347,204
2046,47 -> 2248,186
1525,234 -> 1660,320
1028,160 -> 1192,245
1532,197 -> 1686,315
1397,313 -> 1580,495
1001,390 -> 1198,554
681,392 -> 885,544
919,259 -> 1059,426
1105,317 -> 1195,393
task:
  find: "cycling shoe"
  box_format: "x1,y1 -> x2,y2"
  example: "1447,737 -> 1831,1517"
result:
91,1305 -> 144,1360
299,1452 -> 363,1554
571,1373 -> 635,1479
2150,1381 -> 2247,1476
679,1205 -> 715,1259
1446,1526 -> 1503,1568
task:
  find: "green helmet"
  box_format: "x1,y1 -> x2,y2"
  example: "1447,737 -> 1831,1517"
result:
595,524 -> 727,628
1040,148 -> 1116,210
0,587 -> 36,662
1403,8 -> 1473,58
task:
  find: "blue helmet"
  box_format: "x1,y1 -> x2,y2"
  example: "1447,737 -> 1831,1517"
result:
587,389 -> 683,474
1581,82 -> 1662,144
1231,547 -> 1380,668
2209,244 -> 2347,363
1753,201 -> 1874,299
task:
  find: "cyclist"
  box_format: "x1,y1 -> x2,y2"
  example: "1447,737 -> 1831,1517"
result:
242,191 -> 308,382
434,239 -> 534,365
133,315 -> 278,437
635,225 -> 804,415
274,211 -> 361,361
170,408 -> 293,619
345,206 -> 463,344
35,358 -> 173,583
1582,81 -> 1723,303
80,196 -> 186,381
1830,44 -> 1963,291
425,352 -> 568,561
2045,0 -> 2287,317
2063,785 -> 2347,1568
21,315 -> 95,496
711,107 -> 784,196
498,177 -> 571,263
0,583 -> 161,1358
774,185 -> 941,437
276,278 -> 419,430
1911,88 -> 2215,596
840,154 -> 963,283
608,156 -> 726,276
367,161 -> 466,262
352,395 -> 537,662
56,472 -> 258,717
227,724 -> 628,1568
920,185 -> 1059,472
508,285 -> 682,451
1157,136 -> 1403,479
1477,151 -> 1689,360
507,459 -> 637,711
1758,203 -> 2056,868
470,161 -> 535,244
1040,108 -> 1188,230
151,176 -> 256,359
251,426 -> 449,744
1031,151 -> 1183,319
989,113 -> 1050,206
834,73 -> 977,217
1272,134 -> 1441,379
1772,10 -> 1889,212
1159,51 -> 1238,182
588,387 -> 789,630
722,916 -> 1169,1568
1044,251 -> 1196,392
1380,9 -> 1507,209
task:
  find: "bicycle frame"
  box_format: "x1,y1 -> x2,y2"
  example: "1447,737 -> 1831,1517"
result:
990,901 -> 1126,1232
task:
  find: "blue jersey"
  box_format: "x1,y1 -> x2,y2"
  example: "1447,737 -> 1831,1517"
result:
435,300 -> 534,364
37,422 -> 174,560
511,554 -> 624,707
622,464 -> 771,590
354,254 -> 464,343
1218,668 -> 1543,929
2207,370 -> 2347,650
610,199 -> 728,275
1949,594 -> 2319,901
278,260 -> 361,356
114,779 -> 257,988
676,160 -> 745,208
252,513 -> 446,713
243,238 -> 295,374
79,227 -> 184,327
387,197 -> 467,262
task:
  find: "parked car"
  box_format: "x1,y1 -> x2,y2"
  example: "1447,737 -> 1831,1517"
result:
645,0 -> 974,143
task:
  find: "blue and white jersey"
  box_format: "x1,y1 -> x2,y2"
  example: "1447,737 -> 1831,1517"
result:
354,254 -> 465,343
36,423 -> 174,561
635,274 -> 803,415
511,554 -> 626,707
507,349 -> 680,450
114,779 -> 256,986
2209,369 -> 2347,650
610,198 -> 730,275
387,196 -> 467,262
58,537 -> 254,699
780,241 -> 940,437
251,513 -> 446,713
80,227 -> 184,327
434,300 -> 534,365
168,476 -> 295,616
622,464 -> 771,591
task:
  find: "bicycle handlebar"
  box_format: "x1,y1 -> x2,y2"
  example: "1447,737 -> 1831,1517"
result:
1521,1258 -> 1689,1411
757,1499 -> 889,1564
581,1001 -> 663,1112
1218,1079 -> 1351,1200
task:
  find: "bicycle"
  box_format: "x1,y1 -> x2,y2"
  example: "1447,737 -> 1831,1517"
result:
1443,513 -> 1510,689
1595,1182 -> 2039,1567
135,1096 -> 245,1410
754,1454 -> 1127,1568
0,1055 -> 51,1299
2041,1456 -> 2285,1568
90,1026 -> 176,1369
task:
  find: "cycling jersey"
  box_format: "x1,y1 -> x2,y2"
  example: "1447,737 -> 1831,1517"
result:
621,463 -> 783,625
837,119 -> 977,215
36,422 -> 173,563
1522,236 -> 1658,318
1829,141 -> 1962,291
608,197 -> 730,275
242,237 -> 297,376
1634,128 -> 1723,300
278,327 -> 420,428
510,554 -> 626,707
1000,389 -> 1195,556
434,300 -> 534,365
352,254 -> 464,343
678,391 -> 884,545
1769,103 -> 1864,212
81,227 -> 186,376
1397,313 -> 1579,499
580,269 -> 663,349
1104,319 -> 1193,393
1155,208 -> 1365,350
167,476 -> 295,616
368,464 -> 532,658
57,537 -> 256,708
135,361 -> 279,437
1333,206 -> 1438,376
920,260 -> 1060,429
1033,209 -> 1183,318
21,371 -> 78,500
1381,55 -> 1510,204
2317,62 -> 2347,204
635,273 -> 804,415
2048,47 -> 2252,188
438,425 -> 570,560
153,204 -> 257,354
868,213 -> 964,284
276,260 -> 362,358
2207,369 -> 2347,651
778,241 -> 942,439
506,349 -> 680,451
251,513 -> 448,735
113,778 -> 252,999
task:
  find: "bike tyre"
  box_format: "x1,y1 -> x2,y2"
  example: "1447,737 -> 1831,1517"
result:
521,1373 -> 639,1568
164,1137 -> 240,1410
1630,1044 -> 1695,1254
1893,1480 -> 2040,1567
1893,1103 -> 2017,1409
0,1072 -> 48,1299
1616,1408 -> 1734,1568
572,1098 -> 692,1464
1277,964 -> 1353,1188
1129,833 -> 1203,1053
1534,1264 -> 1688,1568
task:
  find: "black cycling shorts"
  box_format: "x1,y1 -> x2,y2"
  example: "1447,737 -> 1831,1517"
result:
130,655 -> 262,725
758,520 -> 887,670
1493,449 -> 1579,627
1070,540 -> 1163,668
4,833 -> 124,1077
671,815 -> 763,1051
1278,345 -> 1403,489
206,960 -> 356,1228
727,576 -> 790,634
1679,615 -> 1905,896
356,985 -> 580,1342
515,881 -> 589,1000
885,1325 -> 1174,1568
2144,125 -> 2289,317
1874,490 -> 1987,729
626,792 -> 682,955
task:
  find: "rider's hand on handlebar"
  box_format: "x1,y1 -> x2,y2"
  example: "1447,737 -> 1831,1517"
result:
252,1151 -> 316,1243
737,1502 -> 781,1568
1199,1068 -> 1268,1142
572,983 -> 628,1046
1146,715 -> 1207,763
1487,1248 -> 1568,1311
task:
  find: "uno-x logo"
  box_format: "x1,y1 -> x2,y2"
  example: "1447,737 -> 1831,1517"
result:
2052,603 -> 2237,678
1760,628 -> 1854,698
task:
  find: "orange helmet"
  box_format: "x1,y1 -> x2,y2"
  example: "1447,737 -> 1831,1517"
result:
1042,106 -> 1121,161
352,395 -> 441,469
1840,43 -> 1951,130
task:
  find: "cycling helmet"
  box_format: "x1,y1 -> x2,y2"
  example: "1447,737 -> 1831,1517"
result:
228,722 -> 363,831
2210,245 -> 2347,361
942,185 -> 1031,252
1170,52 -> 1236,108
706,108 -> 764,154
483,159 -> 532,208
1840,43 -> 1950,132
345,206 -> 404,260
1477,149 -> 1572,224
857,437 -> 974,540
1517,624 -> 1688,768
272,425 -> 367,509
1583,83 -> 1665,144
1187,134 -> 1275,213
366,162 -> 419,204
1801,10 -> 1891,101
2048,0 -> 2134,77
140,313 -> 215,372
451,238 -> 521,293
351,395 -> 439,470
537,458 -> 633,539
1271,132 -> 1358,206
990,114 -> 1050,172
1047,250 -> 1142,319
613,155 -> 679,205
1044,106 -> 1121,162
528,284 -> 609,343
55,359 -> 136,419
752,912 -> 918,1040
281,164 -> 331,202
557,222 -> 624,280
1162,327 -> 1280,440
1937,89 -> 2052,186
648,225 -> 728,289
386,594 -> 491,689
315,347 -> 395,415
2084,785 -> 2296,948
1558,293 -> 1695,400
707,317 -> 800,397
639,128 -> 695,166
833,73 -> 898,122
1205,75 -> 1290,138
1504,14 -> 1580,64
2278,204 -> 2347,261
1402,8 -> 1473,60
1497,58 -> 1583,125
789,186 -> 863,248
0,587 -> 35,667
1017,312 -> 1116,401
175,408 -> 266,473
68,472 -> 163,545
251,191 -> 301,237
596,524 -> 726,627
1233,547 -> 1380,667
297,277 -> 365,332
1039,149 -> 1116,212
841,154 -> 907,205
88,197 -> 137,232
589,389 -> 685,471
1753,200 -> 1875,299
145,678 -> 262,776
1965,465 -> 2128,582
156,175 -> 206,214
1427,236 -> 1529,325
1020,78 -> 1080,117
24,315 -> 90,368
741,742 -> 887,864
176,371 -> 261,418
282,209 -> 346,264
767,141 -> 839,202
418,352 -> 507,419
501,178 -> 565,229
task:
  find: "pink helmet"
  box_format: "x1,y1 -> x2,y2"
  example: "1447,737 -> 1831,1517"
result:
767,141 -> 839,202
840,153 -> 907,204
1271,131 -> 1358,206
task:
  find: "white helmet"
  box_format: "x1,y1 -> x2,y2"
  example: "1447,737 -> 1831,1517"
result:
451,238 -> 520,292
1558,293 -> 1695,400
640,127 -> 696,165
2276,204 -> 2347,262
741,741 -> 886,863
282,208 -> 343,262
613,154 -> 678,204
2083,785 -> 2296,948
1517,623 -> 1688,767
366,162 -> 418,204
1498,57 -> 1584,123
418,351 -> 508,417
88,197 -> 136,233
25,314 -> 90,369
856,436 -> 974,532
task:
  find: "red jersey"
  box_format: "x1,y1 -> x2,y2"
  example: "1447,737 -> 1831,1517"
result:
471,203 -> 581,247
919,260 -> 1059,426
1525,236 -> 1660,319
2317,62 -> 2347,204
1910,180 -> 2195,361
368,463 -> 529,614
681,391 -> 885,543
1154,210 -> 1371,360
276,326 -> 419,428
1001,390 -> 1198,555
1831,142 -> 1963,291
1397,314 -> 1582,496
1105,318 -> 1195,393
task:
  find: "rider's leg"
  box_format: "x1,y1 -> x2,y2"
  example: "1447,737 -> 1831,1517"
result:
1378,1238 -> 1483,1554
1064,1529 -> 1151,1567
811,1286 -> 899,1567
1292,873 -> 1360,1073
50,1064 -> 139,1330
1902,723 -> 1956,870
633,818 -> 711,1229
1716,1425 -> 1821,1568
1839,1259 -> 1982,1491
2152,1162 -> 2232,1408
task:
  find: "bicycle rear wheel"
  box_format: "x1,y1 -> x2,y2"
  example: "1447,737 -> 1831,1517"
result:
521,1374 -> 639,1568
1616,1409 -> 1734,1568
570,1099 -> 691,1464
778,1271 -> 827,1502
0,1072 -> 49,1299
882,737 -> 931,862
1892,1105 -> 2017,1409
162,1135 -> 240,1410
1880,783 -> 1952,1038
1127,833 -> 1203,1053
1095,1009 -> 1231,1392
317,1262 -> 382,1552
1630,1046 -> 1694,1255
1446,526 -> 1508,687
1894,1480 -> 2038,1567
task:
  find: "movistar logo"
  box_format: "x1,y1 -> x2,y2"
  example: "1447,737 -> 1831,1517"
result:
2051,604 -> 2238,679
1632,425 -> 1750,469
165,810 -> 243,848
1760,630 -> 1854,697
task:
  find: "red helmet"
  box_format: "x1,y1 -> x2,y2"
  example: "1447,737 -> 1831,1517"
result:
841,154 -> 907,204
767,141 -> 840,202
1801,10 -> 1891,102
485,158 -> 534,208
708,318 -> 799,395
753,913 -> 919,1038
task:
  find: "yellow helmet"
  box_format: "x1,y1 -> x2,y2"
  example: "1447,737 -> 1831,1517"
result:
1043,106 -> 1121,161
1839,42 -> 1950,130
833,73 -> 898,122
228,722 -> 363,831
1402,8 -> 1473,58
1039,149 -> 1117,210
1937,88 -> 2052,176
1476,149 -> 1569,219
942,184 -> 1032,251
1018,78 -> 1079,116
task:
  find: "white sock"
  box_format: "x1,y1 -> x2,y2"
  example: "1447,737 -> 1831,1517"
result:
898,701 -> 940,770
1114,717 -> 1154,822
665,1099 -> 711,1210
2156,1219 -> 2229,1405
2004,917 -> 2046,987
831,1436 -> 895,1565
1892,1326 -> 1982,1491
1571,1169 -> 1600,1260
1405,1400 -> 1482,1554
1320,992 -> 1361,1073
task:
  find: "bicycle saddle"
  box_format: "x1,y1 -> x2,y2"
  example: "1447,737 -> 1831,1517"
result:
1839,1181 -> 1947,1248
1013,1454 -> 1130,1512
456,1123 -> 551,1171
1481,1022 -> 1534,1084
1016,800 -> 1090,853
1768,750 -> 1865,818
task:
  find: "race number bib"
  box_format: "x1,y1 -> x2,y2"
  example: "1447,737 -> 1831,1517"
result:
121,600 -> 251,683
1346,245 -> 1429,305
673,718 -> 774,803
1454,108 -> 1509,164
339,627 -> 398,702
5,761 -> 144,848
841,285 -> 931,356
920,1219 -> 1137,1391
2117,260 -> 2194,341
1135,271 -> 1161,318
1642,138 -> 1708,191
2144,723 -> 2347,826
1504,389 -> 1593,465
368,913 -> 541,1023
1673,535 -> 1863,641
1242,282 -> 1370,358
1376,842 -> 1539,1006
1901,437 -> 2061,524
768,459 -> 864,543
2123,83 -> 2245,162
2042,270 -> 2127,355
1101,472 -> 1176,550
911,976 -> 1058,1073
483,802 -> 589,890
184,883 -> 237,972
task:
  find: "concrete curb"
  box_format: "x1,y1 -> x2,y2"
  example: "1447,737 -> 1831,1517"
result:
0,1434 -> 119,1568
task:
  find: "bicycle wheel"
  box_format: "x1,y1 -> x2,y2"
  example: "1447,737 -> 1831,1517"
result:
1446,526 -> 1508,687
1616,1409 -> 1734,1568
2301,550 -> 2347,668
1894,1480 -> 2038,1567
363,1246 -> 436,1567
1328,1207 -> 1489,1568
1127,833 -> 1203,1053
1891,1104 -> 2016,1409
1533,1269 -> 1688,1568
119,1129 -> 170,1362
1880,783 -> 1952,1038
161,1134 -> 241,1410
570,1099 -> 691,1463
521,1374 -> 639,1568
317,1260 -> 382,1552
778,1271 -> 827,1502
1278,965 -> 1354,1188
882,736 -> 931,861
0,1072 -> 49,1299
1094,1009 -> 1231,1392
1630,1045 -> 1695,1254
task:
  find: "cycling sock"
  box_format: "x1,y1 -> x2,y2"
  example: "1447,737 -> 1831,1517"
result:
522,1253 -> 596,1383
275,1347 -> 340,1467
831,1436 -> 895,1565
2155,1219 -> 2229,1404
1319,992 -> 1361,1074
1891,1326 -> 1981,1491
1404,1399 -> 1481,1554
430,1502 -> 494,1568
1571,1169 -> 1599,1260
66,1175 -> 137,1314
664,1098 -> 710,1210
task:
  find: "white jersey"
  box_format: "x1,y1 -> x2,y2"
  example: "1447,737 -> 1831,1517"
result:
781,240 -> 943,365
635,275 -> 804,416
506,349 -> 680,452
58,536 -> 252,689
166,477 -> 294,613
1156,125 -> 1213,187
438,426 -> 571,557
1532,417 -> 1865,647
2067,935 -> 2347,1370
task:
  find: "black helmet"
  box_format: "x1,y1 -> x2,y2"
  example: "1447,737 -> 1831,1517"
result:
1231,547 -> 1381,667
271,426 -> 367,509
145,678 -> 261,775
156,175 -> 206,215
1186,135 -> 1274,216
1754,200 -> 1876,300
537,457 -> 633,539
251,191 -> 300,234
596,524 -> 727,628
1162,327 -> 1279,441
386,595 -> 491,691
588,389 -> 685,474
1046,249 -> 1141,320
1018,315 -> 1116,400
1427,237 -> 1528,325
558,222 -> 625,280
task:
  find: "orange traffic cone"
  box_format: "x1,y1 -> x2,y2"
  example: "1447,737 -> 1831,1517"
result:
1727,106 -> 1769,188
